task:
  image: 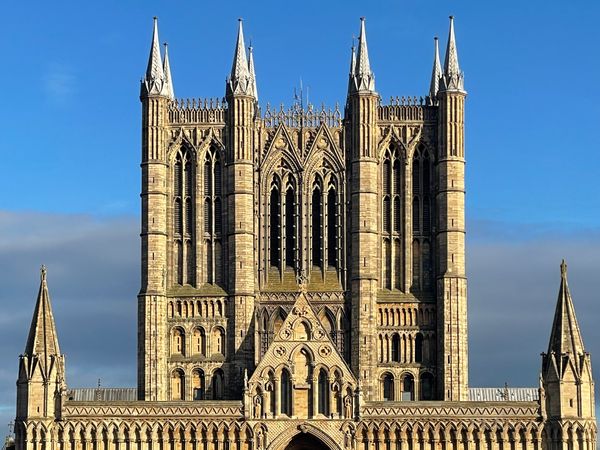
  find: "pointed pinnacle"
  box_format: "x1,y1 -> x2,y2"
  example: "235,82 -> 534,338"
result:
547,259 -> 585,358
25,266 -> 61,357
444,16 -> 460,77
146,17 -> 164,81
231,18 -> 249,80
429,37 -> 442,100
354,17 -> 375,93
248,45 -> 258,100
162,42 -> 175,99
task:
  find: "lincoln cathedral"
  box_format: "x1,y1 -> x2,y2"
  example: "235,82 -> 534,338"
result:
12,16 -> 596,450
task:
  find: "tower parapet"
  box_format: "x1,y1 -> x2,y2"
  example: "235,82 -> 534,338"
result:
168,98 -> 227,125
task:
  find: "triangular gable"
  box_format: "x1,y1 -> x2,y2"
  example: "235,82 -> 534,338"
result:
248,291 -> 357,389
304,123 -> 344,172
260,124 -> 302,172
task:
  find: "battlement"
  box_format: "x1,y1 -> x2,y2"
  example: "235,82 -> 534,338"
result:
378,96 -> 437,122
262,103 -> 342,128
168,98 -> 226,125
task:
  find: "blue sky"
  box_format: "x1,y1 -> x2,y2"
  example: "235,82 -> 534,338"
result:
0,0 -> 599,436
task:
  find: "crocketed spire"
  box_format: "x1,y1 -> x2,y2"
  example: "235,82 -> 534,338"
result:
441,16 -> 465,92
429,37 -> 442,102
353,17 -> 375,93
227,19 -> 254,97
347,42 -> 356,95
162,43 -> 175,100
24,266 -> 61,357
248,44 -> 258,100
547,260 -> 586,357
141,17 -> 171,97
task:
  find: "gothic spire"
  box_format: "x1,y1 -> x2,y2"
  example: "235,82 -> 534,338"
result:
347,43 -> 357,94
248,44 -> 258,100
353,17 -> 375,93
24,266 -> 61,357
547,260 -> 586,357
227,19 -> 253,97
162,43 -> 175,99
429,37 -> 442,102
441,16 -> 465,92
142,17 -> 169,97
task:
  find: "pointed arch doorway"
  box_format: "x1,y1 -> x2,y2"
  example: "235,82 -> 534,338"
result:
284,434 -> 330,450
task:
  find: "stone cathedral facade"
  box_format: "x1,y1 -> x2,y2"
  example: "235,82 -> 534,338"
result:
13,16 -> 597,450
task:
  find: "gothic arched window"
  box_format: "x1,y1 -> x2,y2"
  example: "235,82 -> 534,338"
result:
270,177 -> 281,270
318,369 -> 329,415
382,146 -> 404,291
173,148 -> 195,286
311,177 -> 323,271
284,184 -> 297,270
281,369 -> 292,416
326,185 -> 339,270
412,145 -> 433,291
203,146 -> 222,285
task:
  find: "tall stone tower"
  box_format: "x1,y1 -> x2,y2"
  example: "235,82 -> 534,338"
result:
346,17 -> 379,399
225,19 -> 257,385
138,17 -> 173,401
436,16 -> 468,401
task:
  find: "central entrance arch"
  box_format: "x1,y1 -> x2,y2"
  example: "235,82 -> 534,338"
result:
284,434 -> 330,450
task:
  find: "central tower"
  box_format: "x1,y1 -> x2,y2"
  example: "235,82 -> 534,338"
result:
137,16 -> 469,404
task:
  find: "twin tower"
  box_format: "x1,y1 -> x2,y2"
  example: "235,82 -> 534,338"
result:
14,15 -> 595,450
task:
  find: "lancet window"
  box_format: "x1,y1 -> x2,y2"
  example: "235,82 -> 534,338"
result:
311,177 -> 323,271
318,369 -> 329,415
173,148 -> 195,286
203,146 -> 222,285
269,176 -> 282,270
281,369 -> 292,416
267,172 -> 299,276
326,180 -> 340,270
412,144 -> 433,291
382,144 -> 404,290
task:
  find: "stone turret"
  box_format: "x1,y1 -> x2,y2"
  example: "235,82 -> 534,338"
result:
139,16 -> 170,401
16,267 -> 65,449
436,16 -> 468,401
346,17 -> 379,400
225,19 -> 257,390
542,261 -> 595,420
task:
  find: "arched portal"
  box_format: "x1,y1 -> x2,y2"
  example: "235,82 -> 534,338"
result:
284,434 -> 330,450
